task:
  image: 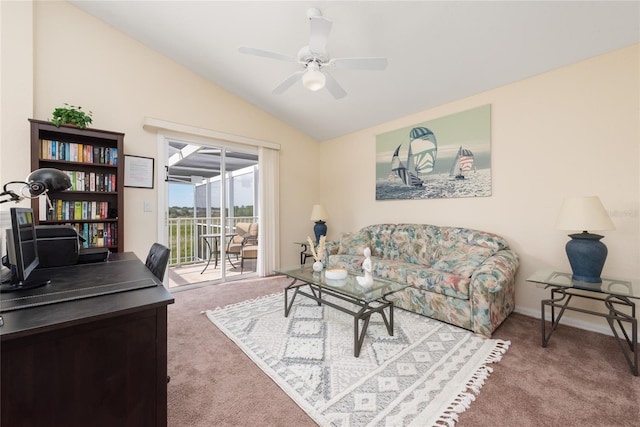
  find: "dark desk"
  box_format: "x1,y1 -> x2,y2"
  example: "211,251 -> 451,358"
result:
0,252 -> 174,427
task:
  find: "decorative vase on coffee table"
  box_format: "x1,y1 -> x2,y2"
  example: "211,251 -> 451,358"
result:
312,261 -> 323,272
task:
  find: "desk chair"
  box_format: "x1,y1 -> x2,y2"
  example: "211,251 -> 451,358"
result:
144,242 -> 171,385
145,243 -> 170,281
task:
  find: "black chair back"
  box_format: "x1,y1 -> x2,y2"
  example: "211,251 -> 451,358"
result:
145,243 -> 170,281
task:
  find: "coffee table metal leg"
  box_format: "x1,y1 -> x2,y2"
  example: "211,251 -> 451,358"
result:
306,284 -> 322,306
381,296 -> 394,335
284,279 -> 300,317
353,301 -> 394,357
354,308 -> 372,357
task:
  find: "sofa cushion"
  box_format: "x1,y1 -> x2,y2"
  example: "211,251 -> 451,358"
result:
328,255 -> 409,284
431,245 -> 494,278
364,224 -> 429,265
371,258 -> 410,283
338,230 -> 371,256
440,227 -> 508,251
412,238 -> 433,267
405,267 -> 470,300
381,230 -> 415,261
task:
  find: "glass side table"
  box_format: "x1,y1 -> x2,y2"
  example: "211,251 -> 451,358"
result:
294,241 -> 314,265
526,270 -> 639,376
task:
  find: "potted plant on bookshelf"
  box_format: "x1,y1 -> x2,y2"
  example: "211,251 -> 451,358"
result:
50,103 -> 93,129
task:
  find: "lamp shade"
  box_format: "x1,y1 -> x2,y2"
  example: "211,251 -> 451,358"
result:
302,62 -> 326,91
310,204 -> 328,221
555,196 -> 615,232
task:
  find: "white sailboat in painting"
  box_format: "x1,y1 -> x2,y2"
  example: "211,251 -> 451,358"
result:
391,127 -> 437,187
449,147 -> 475,179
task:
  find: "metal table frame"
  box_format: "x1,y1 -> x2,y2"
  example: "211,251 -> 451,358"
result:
284,278 -> 394,357
200,234 -> 221,274
540,284 -> 638,376
295,241 -> 314,265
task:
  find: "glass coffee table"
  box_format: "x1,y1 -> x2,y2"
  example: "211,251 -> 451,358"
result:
526,270 -> 639,376
275,267 -> 408,357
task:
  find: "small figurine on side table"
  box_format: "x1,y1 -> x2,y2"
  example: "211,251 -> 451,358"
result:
356,247 -> 373,287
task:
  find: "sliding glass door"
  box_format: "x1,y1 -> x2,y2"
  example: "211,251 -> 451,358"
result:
165,139 -> 259,288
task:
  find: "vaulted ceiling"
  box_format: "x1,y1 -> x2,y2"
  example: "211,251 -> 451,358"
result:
71,1 -> 640,141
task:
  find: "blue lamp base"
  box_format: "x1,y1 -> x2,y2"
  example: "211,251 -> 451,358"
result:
565,232 -> 608,283
314,221 -> 327,244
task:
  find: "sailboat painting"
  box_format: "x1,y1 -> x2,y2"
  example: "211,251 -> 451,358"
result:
391,127 -> 438,187
376,105 -> 491,200
450,147 -> 475,179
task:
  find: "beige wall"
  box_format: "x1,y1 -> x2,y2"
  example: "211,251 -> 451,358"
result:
0,1 -> 33,210
2,1 -> 319,263
320,44 -> 640,334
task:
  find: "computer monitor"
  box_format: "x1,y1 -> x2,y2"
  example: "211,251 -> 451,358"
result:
0,207 -> 50,292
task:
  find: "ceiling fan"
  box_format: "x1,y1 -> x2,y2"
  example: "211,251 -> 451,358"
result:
238,8 -> 388,99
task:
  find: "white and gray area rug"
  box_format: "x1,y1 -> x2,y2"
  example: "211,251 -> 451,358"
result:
205,292 -> 509,427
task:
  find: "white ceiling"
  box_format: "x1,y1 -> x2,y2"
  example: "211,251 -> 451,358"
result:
70,1 -> 640,142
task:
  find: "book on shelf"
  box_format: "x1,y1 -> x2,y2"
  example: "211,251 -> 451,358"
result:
47,199 -> 110,221
96,223 -> 105,246
61,170 -> 116,193
73,222 -> 117,248
40,139 -> 118,165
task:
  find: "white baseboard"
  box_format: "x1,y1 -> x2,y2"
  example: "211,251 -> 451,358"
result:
513,306 -> 639,340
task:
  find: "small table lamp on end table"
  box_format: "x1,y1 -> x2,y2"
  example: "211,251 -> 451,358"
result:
310,204 -> 328,244
555,196 -> 615,283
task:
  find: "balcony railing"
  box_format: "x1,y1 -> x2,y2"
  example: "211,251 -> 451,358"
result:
168,216 -> 258,266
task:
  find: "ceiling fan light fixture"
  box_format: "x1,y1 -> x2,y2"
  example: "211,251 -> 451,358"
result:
302,62 -> 326,91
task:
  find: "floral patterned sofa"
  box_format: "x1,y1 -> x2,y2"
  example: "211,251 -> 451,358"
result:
325,224 -> 519,338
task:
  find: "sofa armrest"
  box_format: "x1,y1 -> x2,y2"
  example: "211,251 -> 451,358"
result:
471,249 -> 519,293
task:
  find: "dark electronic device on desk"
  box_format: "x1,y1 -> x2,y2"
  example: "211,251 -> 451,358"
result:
34,225 -> 109,266
1,207 -> 50,293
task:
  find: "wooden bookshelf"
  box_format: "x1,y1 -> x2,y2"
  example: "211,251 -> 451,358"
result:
29,119 -> 124,252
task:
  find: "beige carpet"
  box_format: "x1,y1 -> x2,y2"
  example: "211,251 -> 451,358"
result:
167,276 -> 640,427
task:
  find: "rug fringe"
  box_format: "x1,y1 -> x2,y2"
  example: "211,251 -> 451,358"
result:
433,339 -> 511,426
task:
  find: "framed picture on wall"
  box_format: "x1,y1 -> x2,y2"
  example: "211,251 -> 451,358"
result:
375,104 -> 492,200
124,155 -> 154,189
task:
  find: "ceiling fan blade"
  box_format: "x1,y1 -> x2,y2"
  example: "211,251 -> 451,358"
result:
309,16 -> 332,54
272,71 -> 304,95
329,57 -> 388,70
238,46 -> 296,62
324,73 -> 347,99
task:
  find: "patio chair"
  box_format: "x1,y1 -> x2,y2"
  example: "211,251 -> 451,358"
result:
226,222 -> 258,268
240,242 -> 258,273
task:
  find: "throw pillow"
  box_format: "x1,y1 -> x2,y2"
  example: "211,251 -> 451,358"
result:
338,231 -> 371,256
